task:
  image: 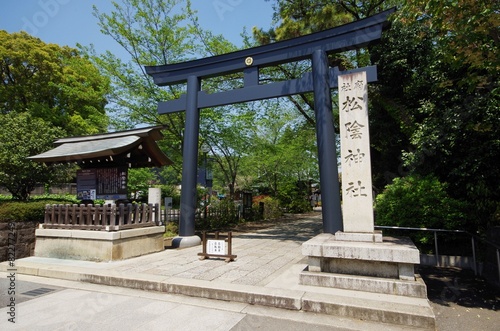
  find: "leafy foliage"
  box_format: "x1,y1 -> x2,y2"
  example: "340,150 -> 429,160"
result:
28,194 -> 82,204
86,0 -> 254,185
257,0 -> 397,43
198,198 -> 240,230
164,221 -> 178,237
201,104 -> 256,198
0,113 -> 71,200
375,175 -> 466,229
127,168 -> 156,201
83,0 -> 197,174
0,200 -> 53,222
238,99 -> 318,202
368,19 -> 436,189
158,184 -> 181,208
0,30 -> 110,135
387,3 -> 500,232
375,175 -> 468,251
0,193 -> 98,222
0,30 -> 110,200
400,0 -> 499,86
254,196 -> 283,220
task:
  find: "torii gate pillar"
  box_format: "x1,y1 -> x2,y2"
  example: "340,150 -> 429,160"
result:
312,50 -> 343,233
174,75 -> 202,247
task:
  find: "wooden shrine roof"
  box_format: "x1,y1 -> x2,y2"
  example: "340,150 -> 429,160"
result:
28,126 -> 173,168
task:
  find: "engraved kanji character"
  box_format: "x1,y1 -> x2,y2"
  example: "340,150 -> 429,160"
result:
342,96 -> 363,112
345,180 -> 368,198
344,148 -> 365,166
345,121 -> 365,139
340,82 -> 352,92
354,80 -> 365,91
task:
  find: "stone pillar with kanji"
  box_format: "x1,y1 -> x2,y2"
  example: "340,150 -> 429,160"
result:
335,71 -> 381,242
301,69 -> 425,300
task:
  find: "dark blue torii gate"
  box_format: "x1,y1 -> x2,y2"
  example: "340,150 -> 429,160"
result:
146,8 -> 394,246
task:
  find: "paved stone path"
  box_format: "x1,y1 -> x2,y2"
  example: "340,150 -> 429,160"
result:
105,213 -> 323,286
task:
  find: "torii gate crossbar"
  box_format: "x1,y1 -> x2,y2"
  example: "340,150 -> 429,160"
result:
146,8 -> 394,242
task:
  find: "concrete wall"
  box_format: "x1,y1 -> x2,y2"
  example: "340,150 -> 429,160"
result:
420,254 -> 474,269
0,221 -> 39,262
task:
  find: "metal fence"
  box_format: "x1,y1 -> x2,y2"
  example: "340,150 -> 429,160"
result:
163,207 -> 240,230
163,208 -> 180,224
375,225 -> 500,282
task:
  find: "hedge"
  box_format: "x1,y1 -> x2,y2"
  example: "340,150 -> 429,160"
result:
0,200 -> 63,222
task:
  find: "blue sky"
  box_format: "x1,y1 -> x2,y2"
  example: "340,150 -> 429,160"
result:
0,0 -> 275,59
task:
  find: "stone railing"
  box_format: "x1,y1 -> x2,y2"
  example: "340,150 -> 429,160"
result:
43,203 -> 159,231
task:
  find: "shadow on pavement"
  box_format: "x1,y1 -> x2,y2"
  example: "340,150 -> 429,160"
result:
418,265 -> 499,331
418,265 -> 499,310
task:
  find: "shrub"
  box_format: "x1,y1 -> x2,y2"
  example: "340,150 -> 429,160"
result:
0,200 -> 57,222
0,194 -> 106,223
276,181 -> 313,214
30,194 -> 80,204
375,175 -> 467,252
158,185 -> 181,208
286,198 -> 312,214
164,221 -> 178,237
0,195 -> 13,202
256,196 -> 282,220
199,198 -> 239,230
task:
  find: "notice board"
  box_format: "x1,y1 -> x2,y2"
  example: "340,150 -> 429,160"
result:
77,167 -> 128,200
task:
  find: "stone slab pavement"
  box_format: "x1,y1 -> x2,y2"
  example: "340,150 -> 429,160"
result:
0,210 -> 498,330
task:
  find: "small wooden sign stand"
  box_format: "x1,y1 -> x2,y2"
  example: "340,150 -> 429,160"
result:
198,231 -> 237,263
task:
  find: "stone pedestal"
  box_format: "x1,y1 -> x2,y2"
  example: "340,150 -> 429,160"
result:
35,226 -> 165,261
301,233 -> 427,298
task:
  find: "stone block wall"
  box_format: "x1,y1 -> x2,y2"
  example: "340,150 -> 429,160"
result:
0,221 -> 39,262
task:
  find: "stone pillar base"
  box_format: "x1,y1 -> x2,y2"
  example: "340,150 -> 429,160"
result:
172,235 -> 201,248
301,233 -> 427,297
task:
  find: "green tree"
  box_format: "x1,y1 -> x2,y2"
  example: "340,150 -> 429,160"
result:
368,19 -> 436,190
0,30 -> 110,136
255,0 -> 352,43
257,0 -> 398,43
0,31 -> 109,199
392,2 -> 500,231
257,0 -> 499,231
201,103 -> 256,198
0,113 -> 68,200
373,3 -> 499,231
82,0 -> 198,175
127,168 -> 156,200
240,99 -> 318,207
251,0 -> 400,196
400,0 -> 499,87
85,0 -> 244,183
375,175 -> 466,229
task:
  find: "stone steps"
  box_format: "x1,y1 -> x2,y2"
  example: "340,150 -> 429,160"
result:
0,259 -> 435,330
300,268 -> 428,298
